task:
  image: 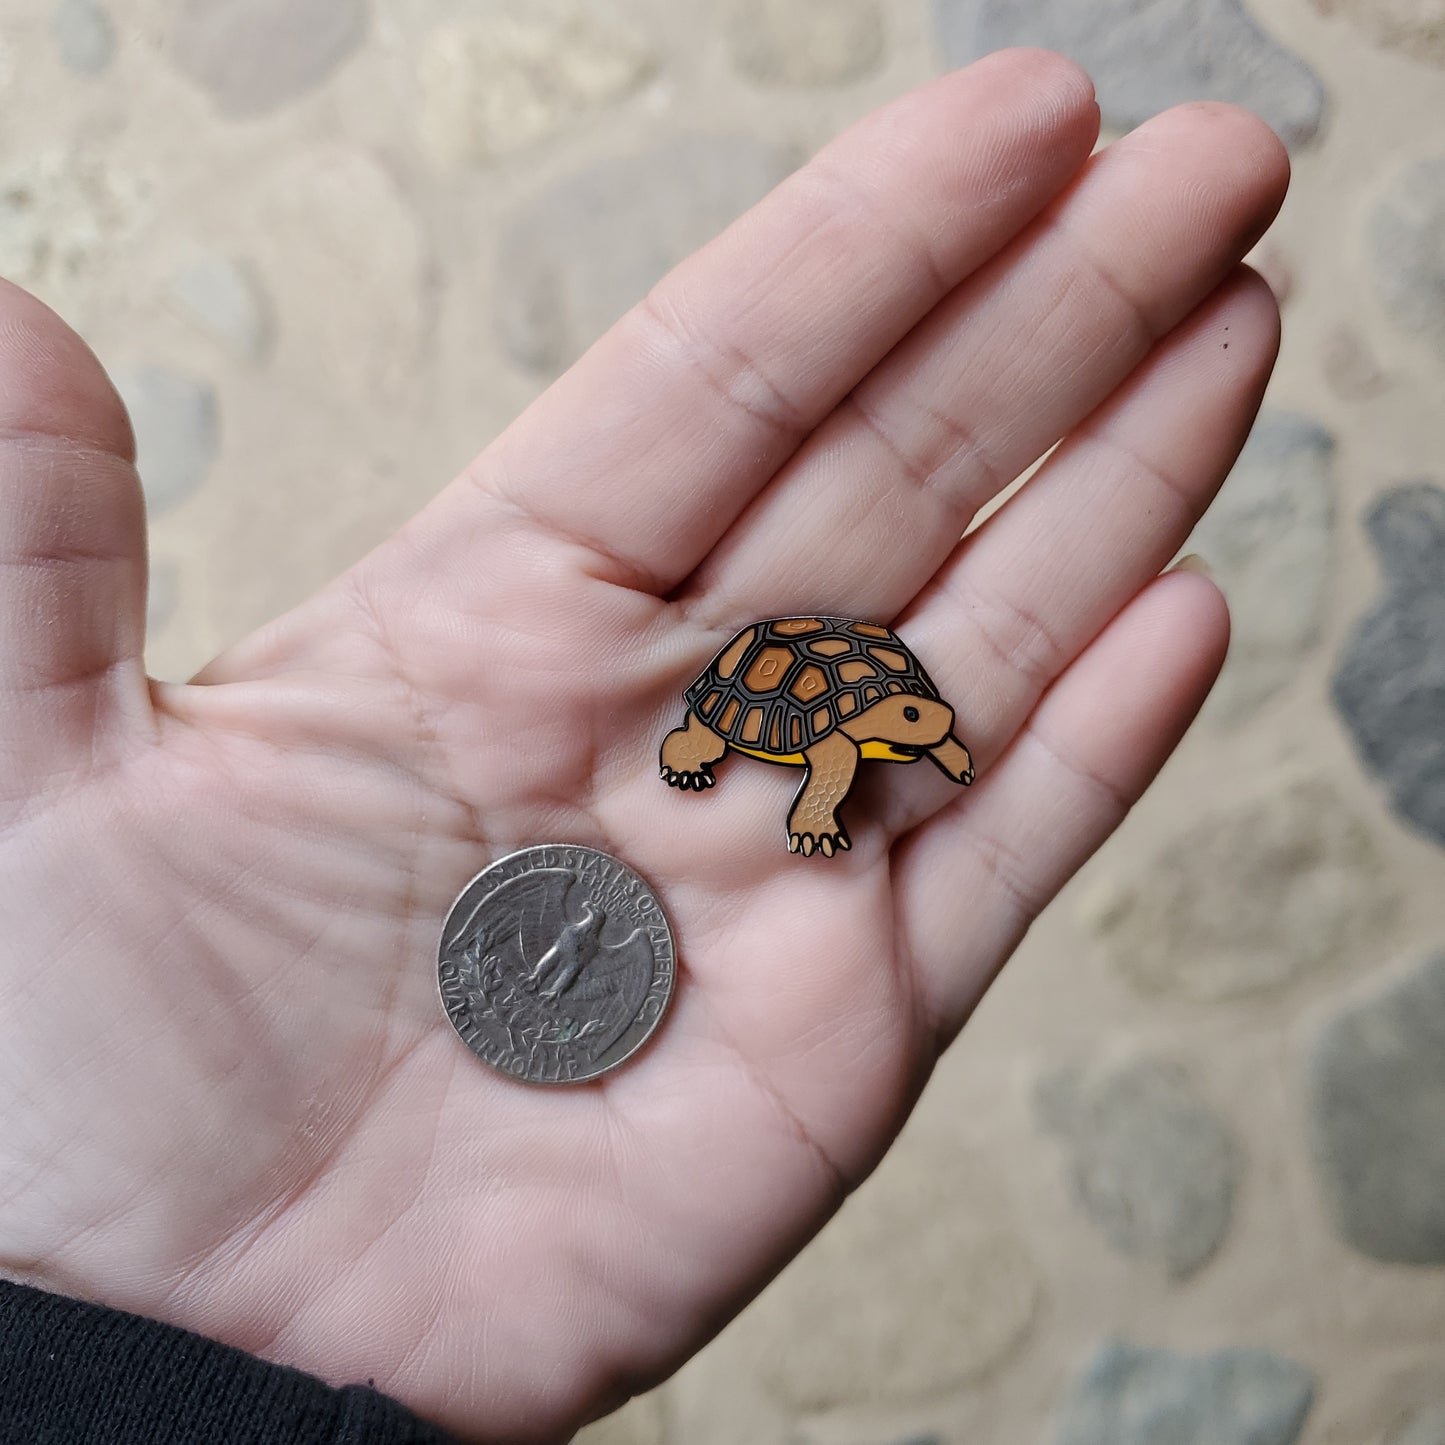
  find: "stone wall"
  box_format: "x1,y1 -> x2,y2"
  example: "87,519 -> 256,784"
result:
3,1 -> 1441,1441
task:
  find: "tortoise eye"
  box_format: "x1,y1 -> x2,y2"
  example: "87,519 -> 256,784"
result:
903,705 -> 920,722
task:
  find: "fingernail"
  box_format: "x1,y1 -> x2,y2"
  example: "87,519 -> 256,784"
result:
1168,553 -> 1213,580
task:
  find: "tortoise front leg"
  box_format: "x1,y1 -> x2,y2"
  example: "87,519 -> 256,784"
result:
660,711 -> 728,790
788,732 -> 859,857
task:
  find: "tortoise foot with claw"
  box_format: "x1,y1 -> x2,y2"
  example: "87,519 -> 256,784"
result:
660,617 -> 973,857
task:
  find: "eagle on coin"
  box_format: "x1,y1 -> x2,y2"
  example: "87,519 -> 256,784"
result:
445,870 -> 654,1060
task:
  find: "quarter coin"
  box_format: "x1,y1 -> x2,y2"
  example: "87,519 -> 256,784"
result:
437,845 -> 676,1085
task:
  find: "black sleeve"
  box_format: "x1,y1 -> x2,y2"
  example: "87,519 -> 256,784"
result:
0,1280 -> 460,1445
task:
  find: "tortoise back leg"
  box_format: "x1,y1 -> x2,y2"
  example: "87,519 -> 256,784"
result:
788,732 -> 859,857
661,712 -> 729,790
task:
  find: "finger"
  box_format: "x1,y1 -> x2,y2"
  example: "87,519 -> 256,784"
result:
407,50 -> 1100,597
687,102 -> 1288,622
895,570 -> 1228,1043
867,267 -> 1275,843
0,281 -> 152,791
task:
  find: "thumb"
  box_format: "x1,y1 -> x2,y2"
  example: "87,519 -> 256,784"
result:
0,279 -> 153,796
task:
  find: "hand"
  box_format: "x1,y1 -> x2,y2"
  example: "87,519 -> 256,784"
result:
0,50 -> 1285,1443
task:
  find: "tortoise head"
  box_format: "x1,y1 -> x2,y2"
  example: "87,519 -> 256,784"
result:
841,693 -> 974,783
842,694 -> 953,760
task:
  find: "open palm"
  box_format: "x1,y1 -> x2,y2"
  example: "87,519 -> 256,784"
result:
0,51 -> 1287,1444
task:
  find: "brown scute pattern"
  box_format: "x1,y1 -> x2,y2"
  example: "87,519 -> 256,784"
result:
744,646 -> 794,693
681,615 -> 942,750
790,664 -> 828,701
715,627 -> 755,679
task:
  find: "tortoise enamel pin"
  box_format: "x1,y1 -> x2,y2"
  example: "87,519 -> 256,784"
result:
660,617 -> 973,856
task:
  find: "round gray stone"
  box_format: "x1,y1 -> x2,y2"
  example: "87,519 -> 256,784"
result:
113,366 -> 220,516
1082,777 -> 1395,1002
1308,951 -> 1445,1265
496,135 -> 795,375
1036,1057 -> 1240,1279
1055,1343 -> 1315,1445
932,0 -> 1325,148
1332,481 -> 1445,849
1369,156 -> 1445,365
1187,410 -> 1336,720
166,253 -> 271,361
1309,0 -> 1445,68
727,0 -> 886,87
53,0 -> 115,75
170,0 -> 367,119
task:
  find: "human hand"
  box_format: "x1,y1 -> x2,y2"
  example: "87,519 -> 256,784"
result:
0,49 -> 1286,1444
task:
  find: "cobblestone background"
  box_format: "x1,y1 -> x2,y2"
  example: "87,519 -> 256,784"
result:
2,1 -> 1442,1441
